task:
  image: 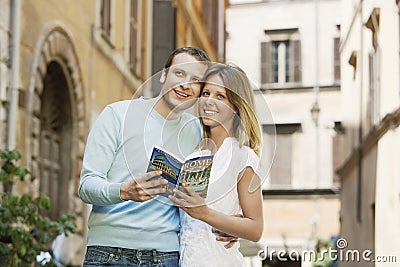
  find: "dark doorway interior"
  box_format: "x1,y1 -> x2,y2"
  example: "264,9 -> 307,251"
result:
39,61 -> 72,220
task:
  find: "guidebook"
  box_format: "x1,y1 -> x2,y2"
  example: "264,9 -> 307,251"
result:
147,146 -> 213,198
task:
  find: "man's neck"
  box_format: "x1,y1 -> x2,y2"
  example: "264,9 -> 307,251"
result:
151,97 -> 181,120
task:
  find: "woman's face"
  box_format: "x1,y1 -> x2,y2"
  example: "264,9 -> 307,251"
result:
199,74 -> 238,132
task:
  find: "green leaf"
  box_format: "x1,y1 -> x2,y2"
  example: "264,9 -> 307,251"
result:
9,150 -> 21,161
18,244 -> 26,256
0,170 -> 6,181
19,194 -> 33,206
35,193 -> 51,210
15,167 -> 29,180
0,149 -> 77,265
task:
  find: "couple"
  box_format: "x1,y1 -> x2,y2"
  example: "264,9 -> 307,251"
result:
78,47 -> 263,267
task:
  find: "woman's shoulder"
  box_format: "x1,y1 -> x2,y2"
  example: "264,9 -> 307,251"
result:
231,142 -> 260,172
226,138 -> 256,155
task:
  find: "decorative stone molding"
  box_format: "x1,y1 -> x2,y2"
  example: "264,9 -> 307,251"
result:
25,24 -> 87,222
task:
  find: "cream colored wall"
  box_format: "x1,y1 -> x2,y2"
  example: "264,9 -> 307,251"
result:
340,0 -> 400,266
338,145 -> 376,267
339,166 -> 374,267
341,1 -> 400,160
262,198 -> 340,242
20,0 -> 148,126
339,12 -> 362,162
375,129 -> 400,265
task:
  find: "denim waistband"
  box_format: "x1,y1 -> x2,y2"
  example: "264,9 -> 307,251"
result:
87,245 -> 179,260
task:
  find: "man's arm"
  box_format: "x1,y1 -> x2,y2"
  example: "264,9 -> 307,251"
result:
212,214 -> 243,248
78,106 -> 168,205
78,106 -> 123,205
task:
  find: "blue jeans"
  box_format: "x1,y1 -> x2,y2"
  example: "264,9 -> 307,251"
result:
82,246 -> 179,267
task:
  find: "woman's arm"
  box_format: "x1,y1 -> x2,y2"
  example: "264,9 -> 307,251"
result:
170,166 -> 264,242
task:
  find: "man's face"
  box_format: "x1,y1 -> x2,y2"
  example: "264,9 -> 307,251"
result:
160,53 -> 208,113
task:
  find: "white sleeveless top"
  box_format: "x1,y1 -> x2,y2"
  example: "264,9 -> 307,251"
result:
179,137 -> 260,267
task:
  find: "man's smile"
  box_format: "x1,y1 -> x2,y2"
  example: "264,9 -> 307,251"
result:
173,88 -> 190,98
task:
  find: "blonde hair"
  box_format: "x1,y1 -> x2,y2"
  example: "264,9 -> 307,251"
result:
200,63 -> 262,156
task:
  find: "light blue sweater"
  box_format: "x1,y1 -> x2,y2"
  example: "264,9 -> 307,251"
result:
78,98 -> 202,252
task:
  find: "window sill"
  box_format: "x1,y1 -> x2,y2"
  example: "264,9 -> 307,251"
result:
262,188 -> 341,199
259,83 -> 341,93
100,31 -> 115,49
91,25 -> 142,91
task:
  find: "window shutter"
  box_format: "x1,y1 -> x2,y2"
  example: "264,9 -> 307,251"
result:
202,0 -> 218,50
268,124 -> 300,187
130,0 -> 139,75
290,40 -> 301,82
332,131 -> 343,187
101,0 -> 111,37
261,41 -> 271,84
334,37 -> 340,81
367,53 -> 374,127
270,134 -> 292,186
152,0 -> 176,75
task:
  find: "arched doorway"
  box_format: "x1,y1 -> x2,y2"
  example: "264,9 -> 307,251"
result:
26,27 -> 87,224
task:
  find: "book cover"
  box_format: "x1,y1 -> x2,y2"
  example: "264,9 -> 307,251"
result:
147,146 -> 213,198
178,156 -> 213,198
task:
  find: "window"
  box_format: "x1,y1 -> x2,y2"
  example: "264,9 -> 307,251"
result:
261,29 -> 301,85
129,0 -> 141,76
202,0 -> 221,59
368,49 -> 380,126
333,25 -> 341,82
366,8 -> 380,126
271,41 -> 289,83
100,0 -> 111,40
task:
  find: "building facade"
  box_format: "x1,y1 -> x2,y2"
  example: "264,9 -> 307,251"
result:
0,0 -> 225,264
226,0 -> 342,266
338,1 -> 400,266
0,0 -> 11,149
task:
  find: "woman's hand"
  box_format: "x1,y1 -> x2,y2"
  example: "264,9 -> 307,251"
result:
169,183 -> 210,221
170,184 -> 240,249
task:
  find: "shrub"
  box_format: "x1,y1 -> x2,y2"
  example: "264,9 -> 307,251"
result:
0,149 -> 77,267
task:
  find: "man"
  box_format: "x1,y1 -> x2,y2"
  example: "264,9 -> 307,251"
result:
79,47 -> 211,267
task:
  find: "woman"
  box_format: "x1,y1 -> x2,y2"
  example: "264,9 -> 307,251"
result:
169,63 -> 264,266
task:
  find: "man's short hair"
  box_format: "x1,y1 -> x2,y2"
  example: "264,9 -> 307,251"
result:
164,47 -> 211,70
